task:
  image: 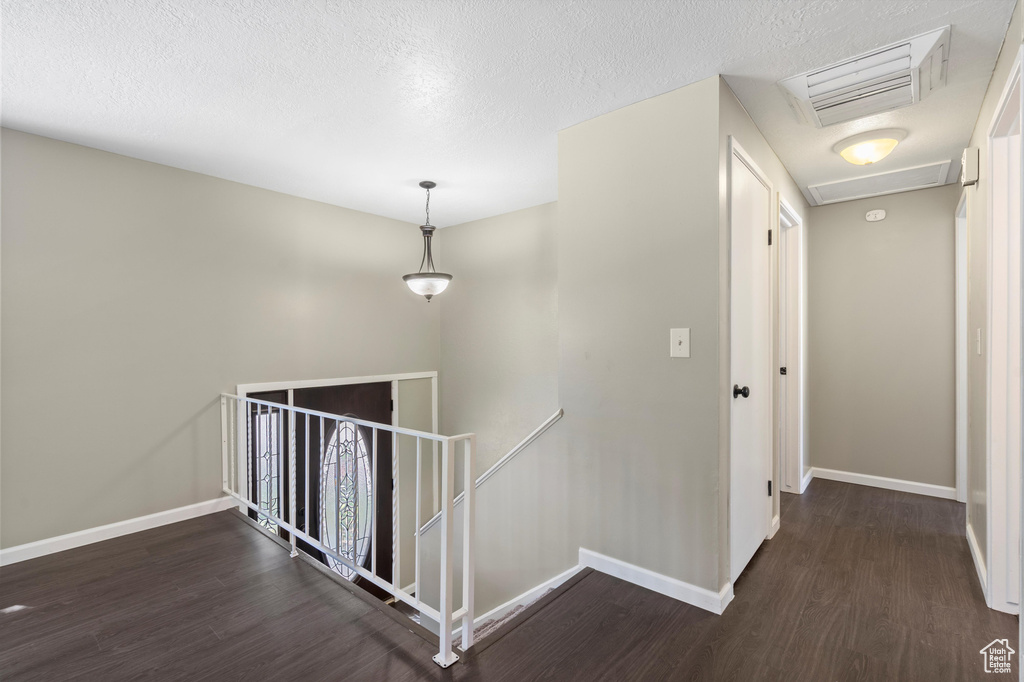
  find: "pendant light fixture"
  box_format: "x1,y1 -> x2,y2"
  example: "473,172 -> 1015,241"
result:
403,181 -> 452,302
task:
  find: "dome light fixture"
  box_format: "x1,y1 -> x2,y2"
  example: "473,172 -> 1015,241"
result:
834,129 -> 907,165
403,181 -> 452,302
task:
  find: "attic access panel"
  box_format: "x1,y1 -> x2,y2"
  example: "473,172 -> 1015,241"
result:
807,160 -> 952,204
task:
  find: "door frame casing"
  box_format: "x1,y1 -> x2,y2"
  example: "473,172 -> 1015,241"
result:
777,197 -> 806,498
985,46 -> 1023,616
237,371 -> 438,407
956,190 -> 969,505
727,136 -> 775,583
239,371 -> 441,514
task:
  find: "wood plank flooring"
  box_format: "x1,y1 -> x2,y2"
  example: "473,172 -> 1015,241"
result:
1,480 -> 1016,680
0,511 -> 443,681
458,480 -> 1016,681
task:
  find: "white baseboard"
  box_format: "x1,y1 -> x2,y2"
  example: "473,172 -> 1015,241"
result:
800,468 -> 813,493
401,582 -> 417,596
0,497 -> 237,566
768,514 -> 780,539
449,550 -> 731,642
450,563 -> 584,642
579,547 -> 732,615
719,581 -> 735,611
475,564 -> 583,630
967,521 -> 988,599
810,467 -> 956,500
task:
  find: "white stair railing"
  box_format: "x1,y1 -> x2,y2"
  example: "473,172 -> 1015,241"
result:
219,393 -> 475,668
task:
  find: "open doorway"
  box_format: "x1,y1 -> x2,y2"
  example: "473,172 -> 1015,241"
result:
985,47 -> 1022,615
778,198 -> 807,496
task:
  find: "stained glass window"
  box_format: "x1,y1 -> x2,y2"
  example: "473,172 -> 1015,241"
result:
320,421 -> 373,580
255,410 -> 280,534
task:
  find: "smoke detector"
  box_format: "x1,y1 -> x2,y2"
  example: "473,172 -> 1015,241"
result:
779,26 -> 950,128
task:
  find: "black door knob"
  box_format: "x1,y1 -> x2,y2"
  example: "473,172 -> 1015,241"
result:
733,384 -> 750,399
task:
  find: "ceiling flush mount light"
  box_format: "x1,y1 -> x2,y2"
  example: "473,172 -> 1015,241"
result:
834,129 -> 908,165
403,181 -> 452,302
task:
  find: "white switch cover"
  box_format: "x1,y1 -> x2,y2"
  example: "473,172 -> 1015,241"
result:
670,328 -> 690,358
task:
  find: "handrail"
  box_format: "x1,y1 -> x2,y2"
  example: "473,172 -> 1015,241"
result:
419,408 -> 563,535
219,393 -> 475,668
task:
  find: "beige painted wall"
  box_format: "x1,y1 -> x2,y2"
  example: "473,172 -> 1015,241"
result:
438,203 -> 560,474
1,129 -> 439,548
419,202 -> 571,618
423,77 -> 813,620
423,78 -> 729,613
807,185 -> 959,487
559,77 -> 726,591
963,0 -> 1023,570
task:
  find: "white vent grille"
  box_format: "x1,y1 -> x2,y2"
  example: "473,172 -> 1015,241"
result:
779,27 -> 949,127
808,161 -> 952,205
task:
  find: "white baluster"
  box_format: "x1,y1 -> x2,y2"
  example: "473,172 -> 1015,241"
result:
393,430 -> 400,591
434,438 -> 458,668
462,435 -> 476,649
336,420 -> 341,565
289,406 -> 298,558
415,436 -> 422,603
220,396 -> 229,494
372,428 -> 378,579
305,413 -> 310,545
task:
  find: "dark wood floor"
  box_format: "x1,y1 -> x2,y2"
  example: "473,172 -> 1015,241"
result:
1,480 -> 1016,680
458,480 -> 1018,681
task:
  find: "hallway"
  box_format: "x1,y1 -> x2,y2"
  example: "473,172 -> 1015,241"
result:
0,480 -> 1013,680
460,479 -> 1016,680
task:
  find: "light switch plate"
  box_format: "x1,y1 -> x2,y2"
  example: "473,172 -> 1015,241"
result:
670,328 -> 690,358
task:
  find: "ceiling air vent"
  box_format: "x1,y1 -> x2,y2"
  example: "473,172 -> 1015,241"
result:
808,160 -> 951,205
779,26 -> 949,128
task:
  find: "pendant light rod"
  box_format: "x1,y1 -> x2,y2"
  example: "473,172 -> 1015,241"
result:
417,225 -> 437,273
418,180 -> 437,273
421,180 -> 435,225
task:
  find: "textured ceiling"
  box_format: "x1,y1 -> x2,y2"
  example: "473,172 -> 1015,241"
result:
2,1 -> 1015,224
724,1 -> 1016,206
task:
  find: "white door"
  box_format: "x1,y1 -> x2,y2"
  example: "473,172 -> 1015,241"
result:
729,139 -> 773,582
